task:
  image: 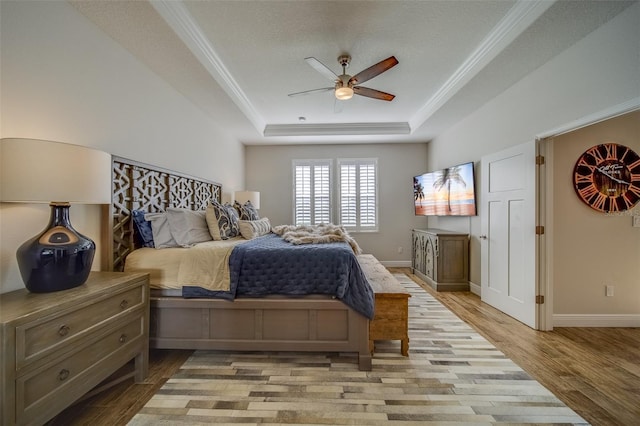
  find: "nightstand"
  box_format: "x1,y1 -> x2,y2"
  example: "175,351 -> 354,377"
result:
0,271 -> 149,426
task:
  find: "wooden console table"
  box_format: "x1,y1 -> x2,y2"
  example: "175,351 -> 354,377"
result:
412,229 -> 469,291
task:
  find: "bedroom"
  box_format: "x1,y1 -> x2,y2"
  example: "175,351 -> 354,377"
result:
1,0 -> 638,424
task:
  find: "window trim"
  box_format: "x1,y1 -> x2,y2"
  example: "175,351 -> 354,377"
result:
337,157 -> 379,232
292,159 -> 333,226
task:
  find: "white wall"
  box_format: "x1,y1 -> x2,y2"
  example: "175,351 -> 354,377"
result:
0,1 -> 244,293
426,3 -> 640,317
245,143 -> 428,264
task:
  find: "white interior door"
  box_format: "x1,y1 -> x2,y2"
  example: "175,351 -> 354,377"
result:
481,141 -> 538,328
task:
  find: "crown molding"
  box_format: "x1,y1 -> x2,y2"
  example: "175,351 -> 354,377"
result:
409,0 -> 556,131
263,122 -> 411,137
151,0 -> 265,132
536,97 -> 640,139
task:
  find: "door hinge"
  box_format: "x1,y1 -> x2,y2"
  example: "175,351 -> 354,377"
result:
536,295 -> 545,304
536,155 -> 545,165
536,225 -> 545,235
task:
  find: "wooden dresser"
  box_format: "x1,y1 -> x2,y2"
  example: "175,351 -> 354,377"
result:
0,271 -> 149,426
412,228 -> 469,291
358,255 -> 411,356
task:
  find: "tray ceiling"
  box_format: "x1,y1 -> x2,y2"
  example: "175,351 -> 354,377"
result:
69,0 -> 634,144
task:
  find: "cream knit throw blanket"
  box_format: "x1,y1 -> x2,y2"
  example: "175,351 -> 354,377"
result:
272,223 -> 362,255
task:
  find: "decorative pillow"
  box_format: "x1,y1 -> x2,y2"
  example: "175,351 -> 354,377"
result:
234,200 -> 260,221
144,212 -> 179,249
205,200 -> 240,240
205,203 -> 222,240
238,217 -> 271,240
165,207 -> 212,247
131,209 -> 154,248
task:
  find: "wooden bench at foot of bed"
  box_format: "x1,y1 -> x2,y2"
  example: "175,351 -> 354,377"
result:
357,254 -> 411,356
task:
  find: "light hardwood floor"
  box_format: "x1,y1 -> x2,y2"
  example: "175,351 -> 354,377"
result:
49,269 -> 639,426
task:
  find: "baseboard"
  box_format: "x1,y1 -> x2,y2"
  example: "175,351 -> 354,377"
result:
380,260 -> 412,268
553,314 -> 640,328
469,281 -> 481,296
418,278 -> 637,327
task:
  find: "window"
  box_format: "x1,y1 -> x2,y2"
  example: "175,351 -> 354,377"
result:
292,158 -> 378,231
293,160 -> 332,225
338,158 -> 378,231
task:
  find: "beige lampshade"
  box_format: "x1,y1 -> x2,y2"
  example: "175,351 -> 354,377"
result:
0,138 -> 112,204
234,190 -> 260,209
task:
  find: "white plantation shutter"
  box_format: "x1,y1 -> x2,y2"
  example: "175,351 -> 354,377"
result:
294,164 -> 311,225
340,164 -> 357,226
339,158 -> 378,231
293,158 -> 377,230
293,160 -> 332,225
359,162 -> 377,227
314,164 -> 331,224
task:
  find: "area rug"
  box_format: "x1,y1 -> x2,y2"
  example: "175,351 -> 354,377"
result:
129,274 -> 588,425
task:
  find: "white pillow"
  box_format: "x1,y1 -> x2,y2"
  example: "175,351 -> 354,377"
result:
238,217 -> 272,240
144,212 -> 179,249
166,208 -> 212,247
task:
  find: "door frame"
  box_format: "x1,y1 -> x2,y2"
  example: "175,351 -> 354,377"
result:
535,98 -> 640,331
537,138 -> 552,331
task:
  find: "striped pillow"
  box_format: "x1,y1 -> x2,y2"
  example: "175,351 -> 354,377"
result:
238,217 -> 271,240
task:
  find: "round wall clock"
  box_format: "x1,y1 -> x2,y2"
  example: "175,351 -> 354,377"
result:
573,142 -> 640,213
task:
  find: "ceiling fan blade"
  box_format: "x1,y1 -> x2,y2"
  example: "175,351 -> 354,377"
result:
288,87 -> 334,97
353,86 -> 395,101
349,56 -> 398,85
305,57 -> 338,81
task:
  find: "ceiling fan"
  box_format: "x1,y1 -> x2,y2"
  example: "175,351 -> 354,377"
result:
288,54 -> 398,102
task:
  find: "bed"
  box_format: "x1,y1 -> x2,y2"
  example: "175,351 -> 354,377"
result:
103,156 -> 372,370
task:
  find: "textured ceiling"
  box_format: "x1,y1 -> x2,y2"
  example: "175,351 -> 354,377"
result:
69,0 -> 635,145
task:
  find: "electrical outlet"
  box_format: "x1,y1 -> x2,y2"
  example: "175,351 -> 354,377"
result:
397,246 -> 403,254
605,285 -> 614,297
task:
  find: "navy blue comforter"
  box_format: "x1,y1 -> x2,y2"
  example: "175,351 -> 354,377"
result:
183,233 -> 374,319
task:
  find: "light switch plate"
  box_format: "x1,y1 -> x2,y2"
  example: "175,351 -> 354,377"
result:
633,216 -> 640,228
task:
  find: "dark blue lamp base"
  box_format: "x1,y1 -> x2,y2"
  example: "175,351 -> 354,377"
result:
17,202 -> 95,293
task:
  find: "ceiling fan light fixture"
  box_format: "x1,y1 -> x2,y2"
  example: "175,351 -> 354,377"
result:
335,86 -> 354,100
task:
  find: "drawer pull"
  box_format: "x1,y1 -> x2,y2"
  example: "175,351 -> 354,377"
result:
58,325 -> 70,337
119,334 -> 127,343
58,369 -> 70,381
120,300 -> 128,309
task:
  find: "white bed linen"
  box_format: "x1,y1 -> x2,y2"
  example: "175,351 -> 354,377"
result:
124,237 -> 246,291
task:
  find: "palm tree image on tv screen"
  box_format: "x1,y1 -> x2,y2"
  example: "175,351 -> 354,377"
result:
413,162 -> 477,216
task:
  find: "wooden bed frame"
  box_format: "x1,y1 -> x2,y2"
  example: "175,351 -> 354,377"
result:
103,156 -> 371,370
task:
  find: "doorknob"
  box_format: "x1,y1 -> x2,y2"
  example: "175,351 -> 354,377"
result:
479,235 -> 488,240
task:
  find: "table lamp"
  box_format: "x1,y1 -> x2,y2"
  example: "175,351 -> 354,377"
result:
0,138 -> 112,293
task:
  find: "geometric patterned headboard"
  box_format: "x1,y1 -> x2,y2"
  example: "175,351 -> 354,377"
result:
108,156 -> 222,271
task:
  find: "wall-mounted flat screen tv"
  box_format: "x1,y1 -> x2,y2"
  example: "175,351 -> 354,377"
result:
413,161 -> 477,216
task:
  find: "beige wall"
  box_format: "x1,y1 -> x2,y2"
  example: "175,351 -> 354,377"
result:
552,111 -> 640,316
245,143 -> 428,263
0,1 -> 244,293
427,2 -> 639,306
